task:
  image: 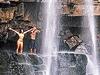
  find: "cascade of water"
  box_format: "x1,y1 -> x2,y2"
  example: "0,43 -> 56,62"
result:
83,0 -> 99,75
41,0 -> 59,75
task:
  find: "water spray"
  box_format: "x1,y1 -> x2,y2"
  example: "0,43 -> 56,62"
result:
84,0 -> 99,75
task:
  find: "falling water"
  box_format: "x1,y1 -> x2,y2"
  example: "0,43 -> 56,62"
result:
84,0 -> 99,75
42,0 -> 59,75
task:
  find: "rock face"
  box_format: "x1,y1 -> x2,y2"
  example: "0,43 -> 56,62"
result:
0,50 -> 87,75
0,50 -> 45,75
57,53 -> 87,75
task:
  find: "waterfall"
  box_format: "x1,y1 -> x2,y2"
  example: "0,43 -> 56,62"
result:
41,0 -> 59,75
83,0 -> 99,75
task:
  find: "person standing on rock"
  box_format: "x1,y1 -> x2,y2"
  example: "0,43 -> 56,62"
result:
9,28 -> 33,54
29,26 -> 40,54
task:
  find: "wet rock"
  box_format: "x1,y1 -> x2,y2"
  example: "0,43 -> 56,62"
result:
0,50 -> 45,75
0,50 -> 87,75
57,53 -> 87,75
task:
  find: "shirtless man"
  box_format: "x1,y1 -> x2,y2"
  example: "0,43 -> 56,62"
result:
30,26 -> 40,54
9,28 -> 32,54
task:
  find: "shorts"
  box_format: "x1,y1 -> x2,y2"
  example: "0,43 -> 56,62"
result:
29,39 -> 36,49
